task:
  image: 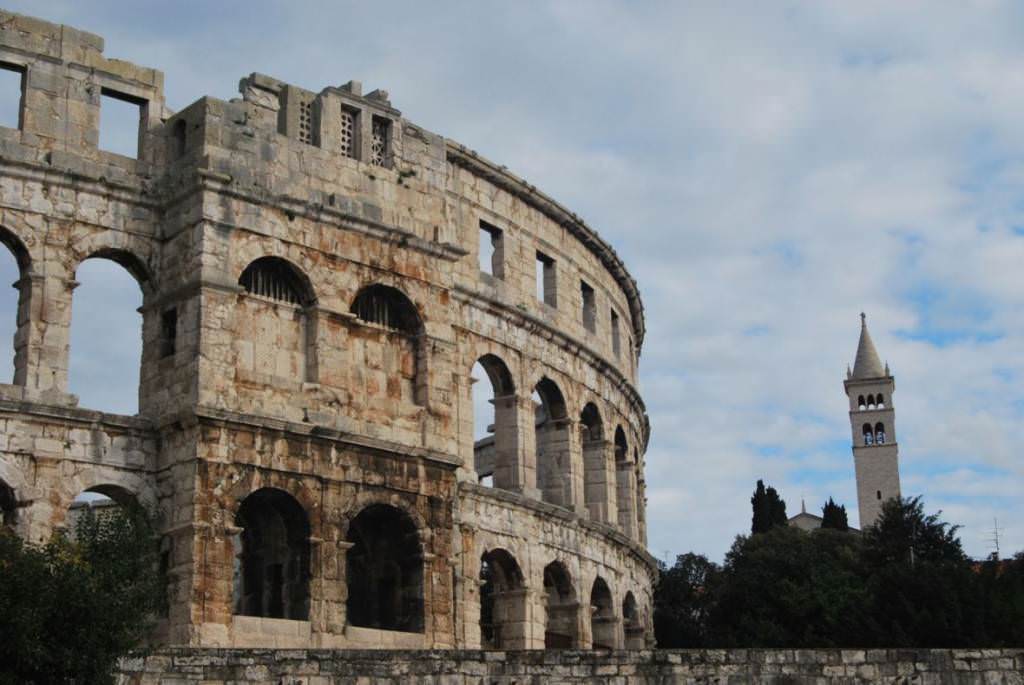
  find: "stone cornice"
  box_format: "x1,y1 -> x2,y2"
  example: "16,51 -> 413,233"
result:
446,141 -> 646,350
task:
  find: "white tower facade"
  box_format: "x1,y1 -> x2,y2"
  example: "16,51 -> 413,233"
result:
844,314 -> 901,528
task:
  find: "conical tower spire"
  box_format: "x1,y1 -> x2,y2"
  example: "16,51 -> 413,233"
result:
851,312 -> 885,379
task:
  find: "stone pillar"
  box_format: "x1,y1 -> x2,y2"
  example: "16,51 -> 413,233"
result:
18,273 -> 75,400
491,393 -> 523,492
332,540 -> 354,635
562,417 -> 586,516
493,587 -> 531,649
583,438 -> 615,523
516,394 -> 539,495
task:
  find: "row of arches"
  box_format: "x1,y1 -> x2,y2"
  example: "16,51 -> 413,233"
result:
862,422 -> 887,446
857,393 -> 886,410
472,352 -> 641,534
482,550 -> 645,650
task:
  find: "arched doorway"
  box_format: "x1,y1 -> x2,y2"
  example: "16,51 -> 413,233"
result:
543,560 -> 578,648
590,576 -> 616,650
534,378 -> 571,508
479,548 -> 527,649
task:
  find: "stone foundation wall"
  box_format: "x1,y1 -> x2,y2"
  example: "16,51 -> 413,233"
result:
118,648 -> 1024,684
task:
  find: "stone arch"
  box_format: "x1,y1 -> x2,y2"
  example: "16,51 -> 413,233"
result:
238,256 -> 317,306
542,559 -> 578,649
232,487 -> 311,621
614,425 -> 637,537
479,547 -> 527,649
351,283 -> 427,406
222,468 -> 322,540
472,353 -> 519,489
580,402 -> 612,523
875,421 -> 886,444
534,376 -> 572,508
590,576 -> 616,650
69,235 -> 157,297
345,502 -> 424,633
622,590 -> 644,649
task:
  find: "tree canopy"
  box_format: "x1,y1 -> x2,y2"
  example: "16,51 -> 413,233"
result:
750,479 -> 788,534
655,495 -> 1024,648
820,497 -> 849,531
0,503 -> 165,684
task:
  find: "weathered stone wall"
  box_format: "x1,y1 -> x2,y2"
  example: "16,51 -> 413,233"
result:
117,648 -> 1024,684
0,8 -> 656,652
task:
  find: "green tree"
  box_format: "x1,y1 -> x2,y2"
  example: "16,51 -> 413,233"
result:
0,503 -> 165,684
863,495 -> 965,565
750,479 -> 788,534
653,552 -> 719,647
820,497 -> 849,531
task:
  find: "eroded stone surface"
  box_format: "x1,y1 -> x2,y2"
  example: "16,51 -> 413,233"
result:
0,10 -> 655,651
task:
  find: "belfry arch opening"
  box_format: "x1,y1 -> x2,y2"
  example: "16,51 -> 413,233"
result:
351,284 -> 426,406
232,488 -> 311,621
590,576 -> 616,650
479,548 -> 527,649
862,423 -> 873,446
471,355 -> 516,489
346,503 -> 424,633
543,561 -> 578,649
875,422 -> 886,444
534,377 -> 571,508
69,255 -> 146,414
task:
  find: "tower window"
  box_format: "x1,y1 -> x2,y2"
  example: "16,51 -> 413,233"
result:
611,309 -> 621,358
536,251 -> 557,307
877,394 -> 885,408
371,116 -> 390,167
100,88 -> 146,158
876,490 -> 882,500
297,99 -> 314,145
857,395 -> 866,410
875,422 -> 886,445
160,308 -> 177,358
867,394 -> 876,410
479,221 -> 504,279
172,119 -> 187,159
0,62 -> 25,131
862,423 -> 873,446
239,257 -> 310,306
580,280 -> 596,333
340,106 -> 358,158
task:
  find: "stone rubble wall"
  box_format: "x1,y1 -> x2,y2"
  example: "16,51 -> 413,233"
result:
117,648 -> 1024,684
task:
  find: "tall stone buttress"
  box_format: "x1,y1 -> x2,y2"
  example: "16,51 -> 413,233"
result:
844,314 -> 901,528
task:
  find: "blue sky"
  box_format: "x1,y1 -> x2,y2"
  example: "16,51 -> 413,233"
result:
9,1 -> 1024,561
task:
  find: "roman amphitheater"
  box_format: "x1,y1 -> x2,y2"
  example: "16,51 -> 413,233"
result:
0,10 -> 655,651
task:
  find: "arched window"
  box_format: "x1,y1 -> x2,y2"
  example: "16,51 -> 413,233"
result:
857,395 -> 866,411
867,394 -> 876,410
543,561 -> 578,649
876,394 -> 885,408
622,591 -> 644,649
472,355 -> 516,489
862,423 -> 873,446
233,488 -> 310,620
346,504 -> 423,633
614,427 -> 637,537
534,378 -> 570,508
581,403 -> 610,522
236,257 -> 317,386
875,422 -> 886,444
0,479 -> 16,529
239,257 -> 313,306
351,284 -> 425,406
70,255 -> 147,414
479,548 -> 526,649
0,228 -> 29,385
351,284 -> 421,334
590,577 -> 616,650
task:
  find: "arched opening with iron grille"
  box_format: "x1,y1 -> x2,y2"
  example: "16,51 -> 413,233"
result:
351,284 -> 426,406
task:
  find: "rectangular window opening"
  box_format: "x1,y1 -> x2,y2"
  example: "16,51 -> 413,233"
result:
581,281 -> 596,333
478,222 -> 503,278
100,88 -> 145,158
371,115 -> 390,167
611,309 -> 621,357
536,251 -> 556,307
160,308 -> 177,358
0,62 -> 25,130
340,106 -> 359,159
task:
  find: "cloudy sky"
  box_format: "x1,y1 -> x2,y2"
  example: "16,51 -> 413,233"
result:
8,1 -> 1024,561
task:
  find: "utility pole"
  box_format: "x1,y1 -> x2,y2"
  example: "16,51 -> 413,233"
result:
987,517 -> 1002,560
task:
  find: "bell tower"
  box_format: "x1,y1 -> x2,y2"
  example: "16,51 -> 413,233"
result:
844,313 -> 901,528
